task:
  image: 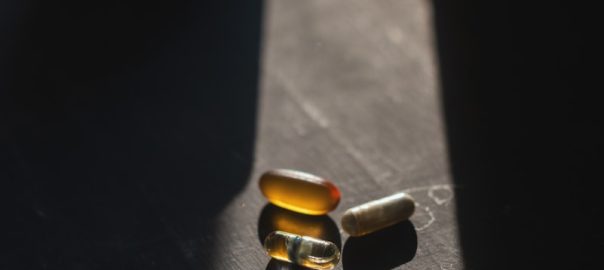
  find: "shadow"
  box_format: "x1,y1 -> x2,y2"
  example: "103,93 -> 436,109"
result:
342,221 -> 417,270
258,204 -> 342,250
2,0 -> 263,268
432,1 -> 602,269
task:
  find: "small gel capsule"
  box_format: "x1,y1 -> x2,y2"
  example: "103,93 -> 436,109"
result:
259,169 -> 341,215
341,192 -> 416,237
264,231 -> 341,270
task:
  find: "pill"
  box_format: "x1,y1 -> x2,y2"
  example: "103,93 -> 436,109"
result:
341,192 -> 415,237
257,204 -> 341,249
259,169 -> 340,215
264,231 -> 341,270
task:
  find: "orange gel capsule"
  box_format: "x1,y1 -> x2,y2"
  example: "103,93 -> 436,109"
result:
259,169 -> 341,215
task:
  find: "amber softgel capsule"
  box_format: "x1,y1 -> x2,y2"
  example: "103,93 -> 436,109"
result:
341,192 -> 416,237
264,231 -> 340,270
259,169 -> 341,215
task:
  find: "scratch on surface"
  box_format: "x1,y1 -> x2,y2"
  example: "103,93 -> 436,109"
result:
299,101 -> 330,128
404,184 -> 455,205
339,139 -> 385,181
276,71 -> 330,128
427,185 -> 454,205
403,184 -> 455,230
415,206 -> 435,231
402,184 -> 452,194
274,70 -> 384,185
439,262 -> 456,270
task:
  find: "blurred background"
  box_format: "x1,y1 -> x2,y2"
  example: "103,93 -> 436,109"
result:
2,0 -> 601,269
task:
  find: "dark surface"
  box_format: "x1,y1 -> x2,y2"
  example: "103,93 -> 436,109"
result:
4,1 -> 454,269
434,1 -> 603,269
3,0 -> 262,269
4,0 -> 600,269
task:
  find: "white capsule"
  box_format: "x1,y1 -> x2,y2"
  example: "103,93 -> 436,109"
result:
341,192 -> 415,237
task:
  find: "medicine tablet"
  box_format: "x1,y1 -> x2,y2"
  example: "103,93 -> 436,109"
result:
341,192 -> 415,237
264,231 -> 341,270
259,169 -> 340,215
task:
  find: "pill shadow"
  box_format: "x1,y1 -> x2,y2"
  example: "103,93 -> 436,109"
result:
342,221 -> 417,270
257,204 -> 342,250
265,259 -> 315,270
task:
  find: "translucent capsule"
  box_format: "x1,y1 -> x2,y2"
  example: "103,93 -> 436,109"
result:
257,204 -> 341,248
259,169 -> 341,215
341,192 -> 416,237
264,231 -> 341,270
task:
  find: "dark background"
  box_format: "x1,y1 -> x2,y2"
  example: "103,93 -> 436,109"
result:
3,0 -> 262,268
2,0 -> 602,269
434,1 -> 602,268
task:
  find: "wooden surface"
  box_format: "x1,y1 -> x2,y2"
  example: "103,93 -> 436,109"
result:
2,0 -> 462,269
214,0 -> 460,269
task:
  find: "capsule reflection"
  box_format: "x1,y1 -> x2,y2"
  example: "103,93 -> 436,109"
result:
266,259 -> 314,270
257,204 -> 341,249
